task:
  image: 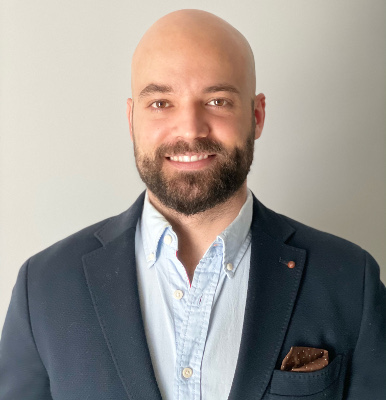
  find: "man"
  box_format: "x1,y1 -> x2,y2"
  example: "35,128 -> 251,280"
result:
0,9 -> 385,400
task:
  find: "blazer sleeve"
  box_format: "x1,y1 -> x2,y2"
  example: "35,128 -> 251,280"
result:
0,260 -> 53,400
346,251 -> 386,399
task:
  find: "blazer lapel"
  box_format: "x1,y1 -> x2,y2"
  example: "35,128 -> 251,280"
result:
229,197 -> 306,400
82,193 -> 162,400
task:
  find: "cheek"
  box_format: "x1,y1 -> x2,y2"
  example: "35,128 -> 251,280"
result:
134,119 -> 169,150
211,119 -> 248,147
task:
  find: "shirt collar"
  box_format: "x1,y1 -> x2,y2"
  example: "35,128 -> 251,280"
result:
217,189 -> 253,278
140,189 -> 253,276
140,191 -> 171,267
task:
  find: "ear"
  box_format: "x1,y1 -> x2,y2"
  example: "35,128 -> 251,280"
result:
126,98 -> 134,141
254,93 -> 266,140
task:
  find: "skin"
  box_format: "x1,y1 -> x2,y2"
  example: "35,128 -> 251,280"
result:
126,9 -> 266,282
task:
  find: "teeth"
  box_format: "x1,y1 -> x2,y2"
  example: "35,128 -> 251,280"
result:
170,154 -> 209,162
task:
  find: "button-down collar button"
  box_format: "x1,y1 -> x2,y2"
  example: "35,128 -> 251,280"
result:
173,290 -> 184,300
182,367 -> 193,379
163,235 -> 172,245
147,253 -> 155,261
226,263 -> 233,271
287,261 -> 296,269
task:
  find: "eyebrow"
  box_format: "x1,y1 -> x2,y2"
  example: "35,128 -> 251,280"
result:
203,84 -> 240,95
138,83 -> 173,100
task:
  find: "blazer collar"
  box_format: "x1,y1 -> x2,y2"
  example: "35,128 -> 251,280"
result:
94,191 -> 146,246
83,191 -> 305,400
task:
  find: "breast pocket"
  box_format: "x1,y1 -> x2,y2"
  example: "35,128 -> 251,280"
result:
268,354 -> 346,399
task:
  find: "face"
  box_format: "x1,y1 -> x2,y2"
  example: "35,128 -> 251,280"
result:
127,31 -> 265,215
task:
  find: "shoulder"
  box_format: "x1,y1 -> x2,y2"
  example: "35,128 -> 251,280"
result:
26,217 -> 113,282
273,212 -> 383,296
252,194 -> 368,265
26,192 -> 146,275
26,197 -> 144,285
253,195 -> 378,285
281,213 -> 365,261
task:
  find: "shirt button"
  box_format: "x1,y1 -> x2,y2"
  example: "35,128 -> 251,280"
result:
163,235 -> 172,245
226,263 -> 233,271
147,253 -> 155,261
182,367 -> 193,379
173,290 -> 184,300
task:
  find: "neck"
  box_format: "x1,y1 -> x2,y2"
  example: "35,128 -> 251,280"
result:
147,184 -> 248,281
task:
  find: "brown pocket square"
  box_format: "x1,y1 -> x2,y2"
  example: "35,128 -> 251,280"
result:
280,346 -> 329,372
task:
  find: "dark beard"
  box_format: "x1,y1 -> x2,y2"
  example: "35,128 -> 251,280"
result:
134,126 -> 255,216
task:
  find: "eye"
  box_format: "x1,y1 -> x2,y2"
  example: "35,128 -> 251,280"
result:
207,98 -> 228,107
150,100 -> 170,109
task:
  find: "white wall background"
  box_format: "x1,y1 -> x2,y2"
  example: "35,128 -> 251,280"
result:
1,0 -> 385,331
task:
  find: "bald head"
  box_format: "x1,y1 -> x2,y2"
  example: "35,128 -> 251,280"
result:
131,10 -> 256,98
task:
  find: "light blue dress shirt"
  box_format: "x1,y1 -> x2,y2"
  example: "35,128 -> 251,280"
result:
135,190 -> 253,400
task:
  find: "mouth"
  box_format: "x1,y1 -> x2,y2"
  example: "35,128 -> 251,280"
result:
165,153 -> 216,169
167,153 -> 214,163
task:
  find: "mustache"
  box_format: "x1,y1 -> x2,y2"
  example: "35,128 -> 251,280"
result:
155,138 -> 225,158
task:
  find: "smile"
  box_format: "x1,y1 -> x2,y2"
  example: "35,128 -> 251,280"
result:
168,154 -> 211,163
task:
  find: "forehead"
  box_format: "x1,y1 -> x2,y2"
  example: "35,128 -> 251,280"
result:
131,35 -> 252,97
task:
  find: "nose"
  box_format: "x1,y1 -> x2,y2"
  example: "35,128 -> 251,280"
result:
172,102 -> 210,140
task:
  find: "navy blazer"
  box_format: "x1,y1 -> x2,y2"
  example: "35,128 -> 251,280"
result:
1,192 -> 385,399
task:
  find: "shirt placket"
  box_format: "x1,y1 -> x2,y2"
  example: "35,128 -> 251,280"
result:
172,244 -> 223,400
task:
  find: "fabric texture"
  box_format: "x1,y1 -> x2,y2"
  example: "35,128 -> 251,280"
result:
0,191 -> 385,400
